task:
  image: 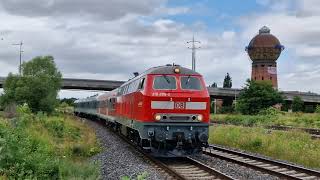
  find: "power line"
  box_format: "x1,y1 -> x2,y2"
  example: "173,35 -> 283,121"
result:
187,35 -> 201,71
12,41 -> 23,75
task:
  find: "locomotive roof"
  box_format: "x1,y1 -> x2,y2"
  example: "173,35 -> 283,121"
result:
119,65 -> 201,87
144,65 -> 200,75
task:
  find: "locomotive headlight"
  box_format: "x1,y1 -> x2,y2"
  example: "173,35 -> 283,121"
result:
197,115 -> 203,121
154,114 -> 161,121
174,68 -> 180,73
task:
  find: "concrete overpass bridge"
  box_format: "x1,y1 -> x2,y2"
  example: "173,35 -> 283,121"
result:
1,76 -> 320,104
0,76 -> 125,91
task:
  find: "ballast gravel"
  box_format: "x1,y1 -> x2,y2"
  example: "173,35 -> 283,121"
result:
84,118 -> 167,180
84,117 -> 280,179
191,153 -> 280,180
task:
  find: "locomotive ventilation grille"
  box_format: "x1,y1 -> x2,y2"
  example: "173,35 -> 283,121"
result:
169,116 -> 190,121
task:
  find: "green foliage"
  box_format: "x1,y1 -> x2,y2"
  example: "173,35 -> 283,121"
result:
223,73 -> 232,88
219,105 -> 235,114
281,101 -> 290,112
316,105 -> 320,114
211,82 -> 217,88
58,161 -> 100,179
236,79 -> 283,115
258,107 -> 281,116
57,102 -> 74,114
121,172 -> 149,180
304,105 -> 315,113
0,117 -> 60,179
211,112 -> 320,129
0,56 -> 62,114
292,96 -> 304,112
60,98 -> 77,107
209,126 -> 320,168
0,109 -> 100,179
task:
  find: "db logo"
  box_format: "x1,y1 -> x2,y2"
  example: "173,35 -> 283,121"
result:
174,102 -> 185,109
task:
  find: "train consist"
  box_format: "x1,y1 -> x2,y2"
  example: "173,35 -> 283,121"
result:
74,65 -> 210,157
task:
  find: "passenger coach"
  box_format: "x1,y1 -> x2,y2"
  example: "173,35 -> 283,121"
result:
75,64 -> 210,157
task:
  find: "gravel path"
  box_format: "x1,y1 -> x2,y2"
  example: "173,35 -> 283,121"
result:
85,119 -> 167,180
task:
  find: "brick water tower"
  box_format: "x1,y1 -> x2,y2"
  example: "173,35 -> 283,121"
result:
245,26 -> 284,88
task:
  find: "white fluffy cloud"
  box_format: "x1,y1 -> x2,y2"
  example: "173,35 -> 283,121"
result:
239,0 -> 320,93
0,0 -> 320,98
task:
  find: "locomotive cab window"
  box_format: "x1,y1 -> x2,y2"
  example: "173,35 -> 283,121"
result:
153,75 -> 176,90
138,78 -> 145,90
180,76 -> 202,90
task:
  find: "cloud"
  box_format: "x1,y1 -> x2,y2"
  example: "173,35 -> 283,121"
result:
1,0 -> 320,99
239,0 -> 320,93
0,0 -> 166,20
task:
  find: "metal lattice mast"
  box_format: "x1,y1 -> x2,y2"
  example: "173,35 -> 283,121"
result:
12,41 -> 23,75
187,36 -> 201,71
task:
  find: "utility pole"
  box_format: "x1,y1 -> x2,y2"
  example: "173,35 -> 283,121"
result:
187,36 -> 201,71
12,41 -> 23,75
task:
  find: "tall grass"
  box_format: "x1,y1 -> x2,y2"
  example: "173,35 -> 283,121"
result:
209,126 -> 320,169
211,112 -> 320,128
0,106 -> 100,179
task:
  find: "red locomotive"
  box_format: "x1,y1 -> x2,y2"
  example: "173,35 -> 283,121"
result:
75,64 -> 210,157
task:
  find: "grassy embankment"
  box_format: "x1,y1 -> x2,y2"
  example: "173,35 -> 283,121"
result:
0,107 -> 100,179
209,125 -> 320,169
211,112 -> 320,129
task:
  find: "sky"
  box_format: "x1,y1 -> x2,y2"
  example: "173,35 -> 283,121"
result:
0,0 -> 320,98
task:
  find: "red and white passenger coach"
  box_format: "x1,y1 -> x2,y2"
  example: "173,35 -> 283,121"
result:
75,64 -> 210,157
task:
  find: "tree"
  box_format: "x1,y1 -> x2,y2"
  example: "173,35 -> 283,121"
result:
292,96 -> 304,112
60,98 -> 77,107
223,73 -> 232,88
211,82 -> 217,88
236,79 -> 283,115
1,56 -> 62,114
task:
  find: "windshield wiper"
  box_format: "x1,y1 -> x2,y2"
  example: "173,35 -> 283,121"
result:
163,75 -> 171,84
185,75 -> 191,85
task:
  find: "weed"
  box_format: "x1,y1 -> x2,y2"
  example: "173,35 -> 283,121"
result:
210,126 -> 320,169
0,110 -> 101,179
211,112 -> 320,129
121,172 -> 149,180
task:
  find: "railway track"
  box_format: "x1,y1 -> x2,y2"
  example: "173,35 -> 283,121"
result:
203,145 -> 320,180
97,119 -> 233,180
160,157 -> 234,180
119,133 -> 233,179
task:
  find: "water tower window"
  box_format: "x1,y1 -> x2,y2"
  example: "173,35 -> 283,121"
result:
261,65 -> 265,67
254,77 -> 257,80
262,77 -> 264,80
270,77 -> 272,80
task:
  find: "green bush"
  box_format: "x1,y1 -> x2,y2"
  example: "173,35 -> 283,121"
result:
315,105 -> 320,114
292,96 -> 304,112
258,107 -> 281,116
304,105 -> 315,113
0,109 -> 100,179
236,80 -> 283,115
219,106 -> 234,114
44,118 -> 66,138
0,120 -> 60,179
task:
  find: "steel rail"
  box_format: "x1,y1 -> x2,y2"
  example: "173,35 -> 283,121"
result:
203,145 -> 320,180
92,118 -> 234,179
115,129 -> 234,179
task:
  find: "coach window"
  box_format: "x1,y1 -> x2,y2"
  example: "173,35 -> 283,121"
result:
181,76 -> 202,90
153,75 -> 176,90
